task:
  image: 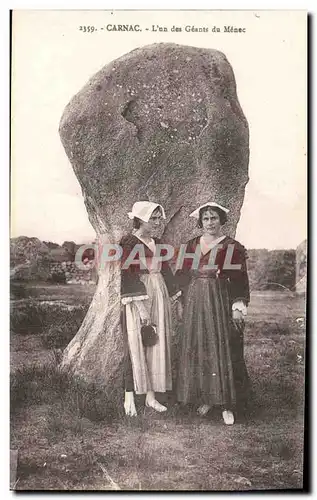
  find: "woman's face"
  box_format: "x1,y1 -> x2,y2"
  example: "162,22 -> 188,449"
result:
141,209 -> 164,237
201,209 -> 222,236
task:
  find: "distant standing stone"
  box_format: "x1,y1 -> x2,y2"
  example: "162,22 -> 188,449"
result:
10,449 -> 18,489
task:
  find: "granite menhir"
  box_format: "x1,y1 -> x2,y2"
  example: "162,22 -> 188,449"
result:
59,43 -> 249,390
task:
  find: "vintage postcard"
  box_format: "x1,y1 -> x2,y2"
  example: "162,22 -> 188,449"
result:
10,9 -> 307,491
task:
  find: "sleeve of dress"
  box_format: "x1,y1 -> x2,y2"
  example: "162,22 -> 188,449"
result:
174,242 -> 192,304
160,260 -> 181,299
228,244 -> 250,306
120,238 -> 148,303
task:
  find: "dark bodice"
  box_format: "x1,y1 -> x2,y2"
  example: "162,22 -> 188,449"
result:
120,233 -> 178,299
176,236 -> 250,305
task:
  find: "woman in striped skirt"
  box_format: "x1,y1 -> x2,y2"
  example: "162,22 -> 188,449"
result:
176,202 -> 251,425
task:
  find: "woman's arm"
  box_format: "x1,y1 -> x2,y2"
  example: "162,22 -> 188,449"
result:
160,260 -> 182,300
226,243 -> 250,330
174,241 -> 194,305
228,243 -> 250,308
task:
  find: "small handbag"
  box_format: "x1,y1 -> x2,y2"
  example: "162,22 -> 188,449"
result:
141,324 -> 158,347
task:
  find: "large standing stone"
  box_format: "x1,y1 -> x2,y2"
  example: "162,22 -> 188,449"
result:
59,43 -> 249,390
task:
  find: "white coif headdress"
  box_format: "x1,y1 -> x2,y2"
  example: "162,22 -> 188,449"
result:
189,202 -> 229,219
128,201 -> 166,222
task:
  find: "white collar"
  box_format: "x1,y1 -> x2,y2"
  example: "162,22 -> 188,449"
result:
134,233 -> 156,252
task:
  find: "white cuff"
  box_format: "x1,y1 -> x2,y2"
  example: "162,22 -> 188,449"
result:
232,300 -> 247,316
171,291 -> 182,302
121,295 -> 149,305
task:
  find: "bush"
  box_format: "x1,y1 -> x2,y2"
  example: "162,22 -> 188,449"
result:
49,272 -> 66,284
10,359 -> 122,424
10,300 -> 89,336
10,358 -> 69,413
247,249 -> 296,291
42,315 -> 85,349
10,282 -> 27,300
10,300 -> 46,334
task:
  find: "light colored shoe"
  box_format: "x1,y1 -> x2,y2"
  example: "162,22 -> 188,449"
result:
222,410 -> 235,425
145,399 -> 167,412
197,404 -> 211,416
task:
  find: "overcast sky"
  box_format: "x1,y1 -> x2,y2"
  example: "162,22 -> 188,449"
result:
11,10 -> 307,249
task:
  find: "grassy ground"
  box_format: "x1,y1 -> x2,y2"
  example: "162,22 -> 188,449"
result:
10,284 -> 306,491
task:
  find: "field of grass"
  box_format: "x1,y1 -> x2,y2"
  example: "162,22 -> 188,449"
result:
10,283 -> 306,491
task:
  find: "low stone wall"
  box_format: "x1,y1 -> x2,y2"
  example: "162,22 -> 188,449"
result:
49,261 -> 97,284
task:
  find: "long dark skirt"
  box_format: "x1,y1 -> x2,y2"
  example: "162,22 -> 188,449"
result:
177,276 -> 250,409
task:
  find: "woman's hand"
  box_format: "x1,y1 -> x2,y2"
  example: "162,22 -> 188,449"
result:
232,309 -> 245,331
135,300 -> 150,325
139,309 -> 150,326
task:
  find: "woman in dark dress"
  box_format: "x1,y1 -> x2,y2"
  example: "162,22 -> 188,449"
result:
121,201 -> 181,416
176,202 -> 250,425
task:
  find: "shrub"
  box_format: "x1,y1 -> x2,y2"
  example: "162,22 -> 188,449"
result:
10,300 -> 46,334
10,300 -> 88,336
10,282 -> 27,300
10,358 -> 122,424
49,272 -> 66,284
247,249 -> 296,291
42,315 -> 85,349
10,359 -> 69,413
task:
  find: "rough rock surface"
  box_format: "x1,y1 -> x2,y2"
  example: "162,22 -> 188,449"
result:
10,237 -> 75,281
10,237 -> 49,265
10,237 -> 51,281
59,43 -> 249,390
